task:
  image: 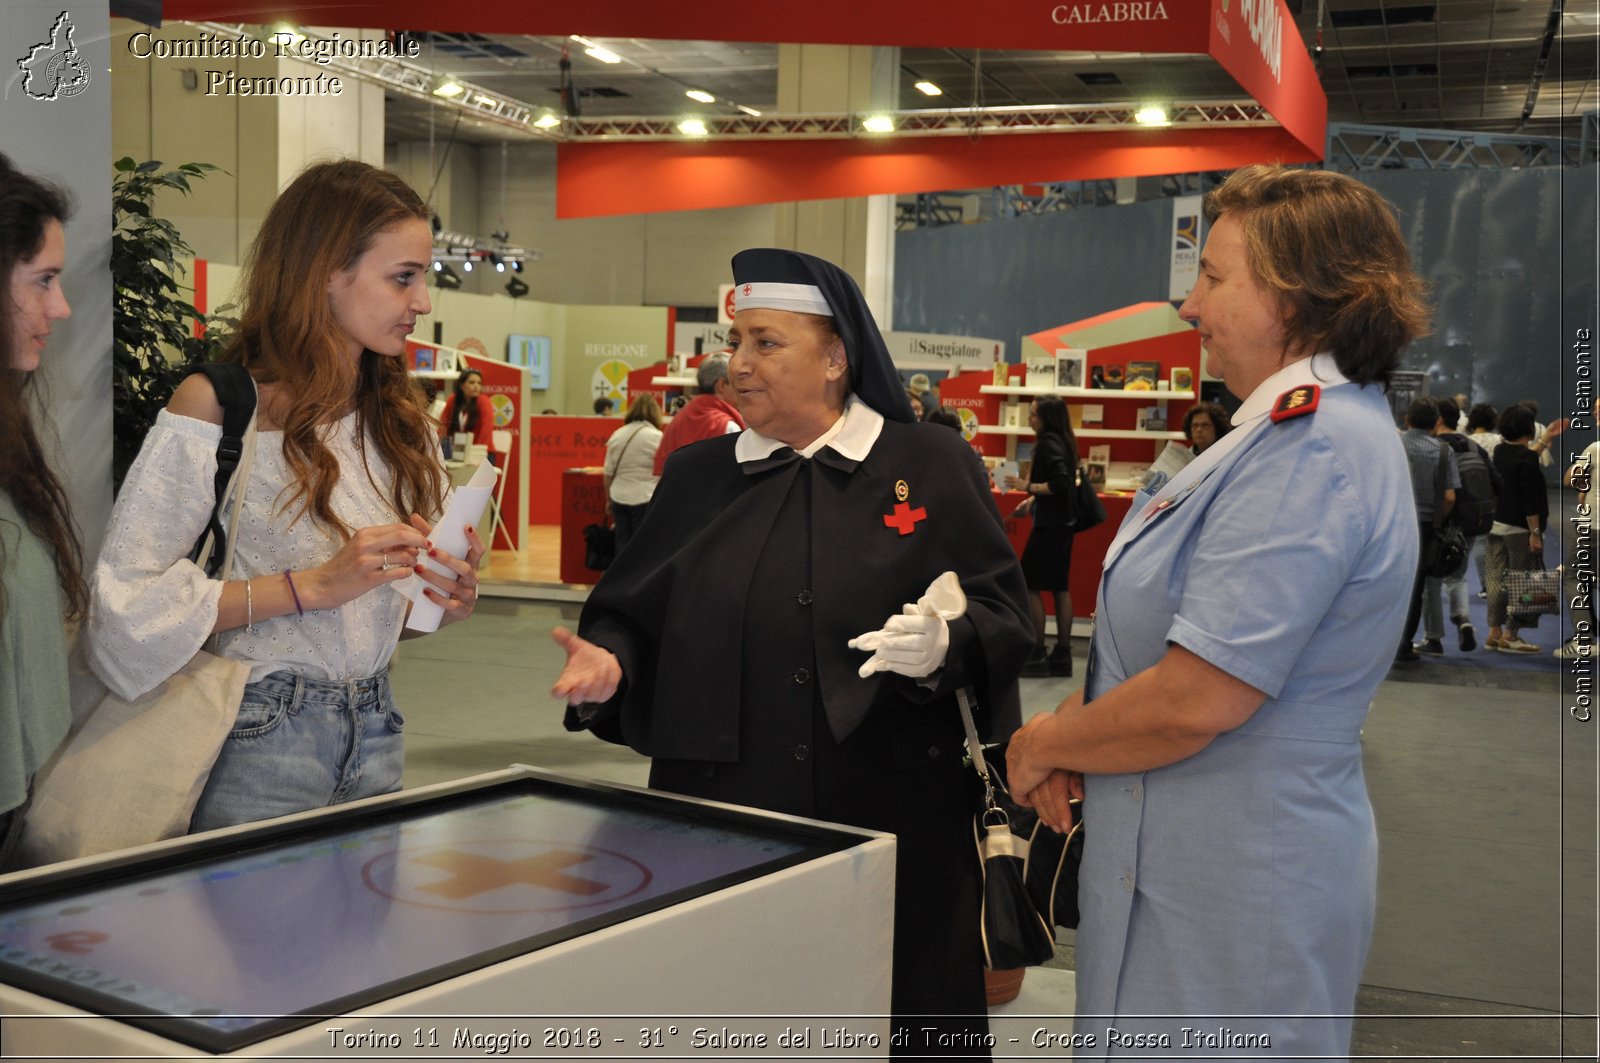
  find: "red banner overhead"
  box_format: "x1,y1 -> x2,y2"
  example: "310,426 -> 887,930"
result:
163,1 -> 1210,54
161,1 -> 1326,213
556,126 -> 1315,218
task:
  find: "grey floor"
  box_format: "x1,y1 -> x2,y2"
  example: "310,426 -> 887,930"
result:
391,552 -> 1598,1060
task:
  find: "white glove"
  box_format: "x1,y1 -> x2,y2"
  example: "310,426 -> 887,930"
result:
848,571 -> 967,679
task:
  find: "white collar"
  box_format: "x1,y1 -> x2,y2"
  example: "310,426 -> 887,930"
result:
1231,352 -> 1350,424
734,394 -> 885,464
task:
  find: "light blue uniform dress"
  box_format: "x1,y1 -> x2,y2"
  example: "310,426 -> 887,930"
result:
1074,354 -> 1417,1061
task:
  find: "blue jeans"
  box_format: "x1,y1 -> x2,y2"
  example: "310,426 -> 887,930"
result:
190,670 -> 404,834
1423,539 -> 1473,640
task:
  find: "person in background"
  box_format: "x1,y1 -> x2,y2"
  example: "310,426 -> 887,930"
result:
926,406 -> 963,433
592,396 -> 616,417
1182,400 -> 1233,455
88,160 -> 485,834
1484,403 -> 1551,653
1397,397 -> 1458,662
1518,398 -> 1567,469
552,248 -> 1032,1055
603,393 -> 664,555
1452,392 -> 1471,432
438,368 -> 494,456
1415,396 -> 1495,655
1006,165 -> 1426,1061
0,155 -> 84,867
905,388 -> 925,420
1465,402 -> 1503,597
1006,395 -> 1079,678
651,351 -> 743,475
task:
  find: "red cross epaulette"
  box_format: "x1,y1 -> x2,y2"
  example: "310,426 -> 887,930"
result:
1270,384 -> 1320,423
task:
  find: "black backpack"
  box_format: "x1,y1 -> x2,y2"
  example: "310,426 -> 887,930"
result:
1444,435 -> 1498,536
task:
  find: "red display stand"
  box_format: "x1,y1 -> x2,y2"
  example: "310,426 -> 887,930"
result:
460,351 -> 528,551
559,469 -> 609,584
527,417 -> 619,524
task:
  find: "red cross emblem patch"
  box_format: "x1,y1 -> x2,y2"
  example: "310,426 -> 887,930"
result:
883,501 -> 928,536
742,283 -> 752,296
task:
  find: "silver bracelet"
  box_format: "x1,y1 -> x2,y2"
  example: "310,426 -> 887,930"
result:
244,577 -> 254,633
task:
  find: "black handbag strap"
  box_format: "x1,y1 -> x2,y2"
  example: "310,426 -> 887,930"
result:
186,363 -> 258,575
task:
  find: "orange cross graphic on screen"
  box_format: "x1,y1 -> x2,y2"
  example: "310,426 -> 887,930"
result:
412,850 -> 608,898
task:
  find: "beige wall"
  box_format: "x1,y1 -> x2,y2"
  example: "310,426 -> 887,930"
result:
111,18 -> 386,265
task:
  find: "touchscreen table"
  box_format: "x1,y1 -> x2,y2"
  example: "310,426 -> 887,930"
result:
0,775 -> 860,1053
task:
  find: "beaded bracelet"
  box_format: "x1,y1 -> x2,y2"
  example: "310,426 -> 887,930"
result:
243,577 -> 254,632
283,570 -> 305,616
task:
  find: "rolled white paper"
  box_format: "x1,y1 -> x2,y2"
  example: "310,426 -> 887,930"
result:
396,460 -> 499,632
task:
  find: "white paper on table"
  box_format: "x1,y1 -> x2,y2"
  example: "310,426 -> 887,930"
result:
396,460 -> 499,633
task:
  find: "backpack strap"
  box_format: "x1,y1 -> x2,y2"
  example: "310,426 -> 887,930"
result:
186,363 -> 258,574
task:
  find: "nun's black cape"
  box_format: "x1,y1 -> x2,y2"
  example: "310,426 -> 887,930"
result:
567,411 -> 1032,1047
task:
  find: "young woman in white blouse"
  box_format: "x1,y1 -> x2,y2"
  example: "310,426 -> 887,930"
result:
89,160 -> 485,832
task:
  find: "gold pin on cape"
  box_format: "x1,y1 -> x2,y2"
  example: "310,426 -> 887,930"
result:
895,479 -> 910,502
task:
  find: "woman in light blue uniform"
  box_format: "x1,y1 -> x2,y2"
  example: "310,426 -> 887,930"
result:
1008,165 -> 1429,1060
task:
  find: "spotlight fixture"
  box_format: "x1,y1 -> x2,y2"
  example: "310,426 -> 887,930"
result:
505,275 -> 529,299
678,118 -> 709,137
914,80 -> 942,96
490,252 -> 506,273
1134,104 -> 1170,127
736,104 -> 763,117
431,77 -> 465,99
462,258 -> 473,272
533,112 -> 562,129
435,263 -> 462,290
432,260 -> 443,272
685,89 -> 715,104
511,259 -> 523,273
862,114 -> 895,133
269,22 -> 304,47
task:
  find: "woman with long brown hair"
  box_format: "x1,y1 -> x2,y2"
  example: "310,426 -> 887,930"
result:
0,154 -> 84,862
88,160 -> 485,832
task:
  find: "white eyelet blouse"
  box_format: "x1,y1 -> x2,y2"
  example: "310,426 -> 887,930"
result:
88,410 -> 435,700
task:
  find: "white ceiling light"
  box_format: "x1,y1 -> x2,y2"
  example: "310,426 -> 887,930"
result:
431,78 -> 465,99
678,118 -> 709,136
686,89 -> 716,104
569,35 -> 621,64
1134,104 -> 1170,126
862,114 -> 895,133
533,112 -> 562,129
914,81 -> 943,96
736,104 -> 763,117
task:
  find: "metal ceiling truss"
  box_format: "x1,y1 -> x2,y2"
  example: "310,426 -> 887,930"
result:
188,22 -> 557,140
1323,122 -> 1578,172
562,101 -> 1275,141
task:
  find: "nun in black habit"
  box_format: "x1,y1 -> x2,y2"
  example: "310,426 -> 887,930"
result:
552,248 -> 1033,1053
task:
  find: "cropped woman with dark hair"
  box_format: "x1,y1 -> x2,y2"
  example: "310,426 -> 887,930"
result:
0,154 -> 83,864
90,160 -> 486,833
1484,403 -> 1550,653
1007,395 -> 1079,677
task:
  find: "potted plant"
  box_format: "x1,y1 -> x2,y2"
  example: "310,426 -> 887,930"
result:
111,157 -> 230,490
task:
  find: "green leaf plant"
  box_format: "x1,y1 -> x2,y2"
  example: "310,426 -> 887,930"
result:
111,157 -> 233,491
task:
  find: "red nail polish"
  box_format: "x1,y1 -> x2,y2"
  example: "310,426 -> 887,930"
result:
428,548 -> 438,557
414,564 -> 424,573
